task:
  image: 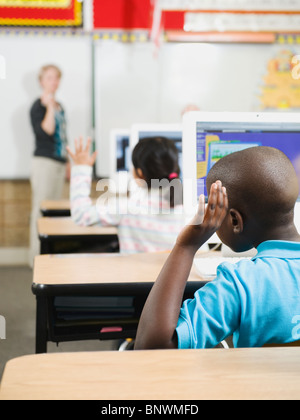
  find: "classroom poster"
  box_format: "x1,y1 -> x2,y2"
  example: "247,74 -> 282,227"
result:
260,49 -> 300,110
0,0 -> 82,26
0,1 -> 71,6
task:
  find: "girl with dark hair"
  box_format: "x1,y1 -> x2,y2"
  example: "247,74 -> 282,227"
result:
132,136 -> 182,209
67,137 -> 185,254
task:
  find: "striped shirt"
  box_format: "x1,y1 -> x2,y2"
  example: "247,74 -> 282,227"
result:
70,165 -> 186,254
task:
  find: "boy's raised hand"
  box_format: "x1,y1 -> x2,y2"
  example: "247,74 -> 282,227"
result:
177,180 -> 228,252
135,180 -> 228,350
66,136 -> 97,167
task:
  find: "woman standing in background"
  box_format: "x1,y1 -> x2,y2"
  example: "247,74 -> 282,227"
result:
29,65 -> 68,267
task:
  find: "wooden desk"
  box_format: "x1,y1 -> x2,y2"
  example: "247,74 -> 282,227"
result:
40,197 -> 119,217
32,252 -> 207,354
1,347 -> 300,400
40,200 -> 71,217
33,251 -> 202,285
37,217 -> 119,254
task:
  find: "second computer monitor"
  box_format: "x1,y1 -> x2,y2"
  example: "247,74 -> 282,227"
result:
109,129 -> 131,179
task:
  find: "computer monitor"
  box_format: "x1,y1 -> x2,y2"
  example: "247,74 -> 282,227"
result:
182,112 -> 300,231
109,129 -> 131,179
130,123 -> 183,177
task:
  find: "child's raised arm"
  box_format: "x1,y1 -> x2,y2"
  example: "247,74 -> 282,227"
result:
66,136 -> 97,167
134,181 -> 228,350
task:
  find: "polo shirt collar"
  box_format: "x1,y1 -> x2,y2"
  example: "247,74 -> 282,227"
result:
253,240 -> 300,260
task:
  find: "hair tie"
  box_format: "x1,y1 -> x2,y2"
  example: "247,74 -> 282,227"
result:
168,172 -> 178,180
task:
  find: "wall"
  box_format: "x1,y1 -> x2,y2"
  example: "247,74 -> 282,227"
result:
0,180 -> 31,249
0,179 -> 100,265
95,40 -> 300,176
0,180 -> 67,264
0,33 -> 92,179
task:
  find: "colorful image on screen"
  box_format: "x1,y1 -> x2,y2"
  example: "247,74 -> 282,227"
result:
196,126 -> 300,199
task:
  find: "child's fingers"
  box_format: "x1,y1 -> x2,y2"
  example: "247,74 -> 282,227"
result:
79,136 -> 83,152
85,137 -> 92,153
205,181 -> 227,227
91,150 -> 98,165
207,182 -> 218,213
74,138 -> 79,153
215,180 -> 223,206
192,194 -> 205,225
222,187 -> 229,218
216,181 -> 224,213
215,183 -> 228,227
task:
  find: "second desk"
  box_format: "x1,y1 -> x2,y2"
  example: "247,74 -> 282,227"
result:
32,252 -> 208,353
40,199 -> 71,217
37,217 -> 119,254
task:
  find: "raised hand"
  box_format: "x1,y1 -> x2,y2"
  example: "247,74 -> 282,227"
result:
66,136 -> 97,167
177,180 -> 228,252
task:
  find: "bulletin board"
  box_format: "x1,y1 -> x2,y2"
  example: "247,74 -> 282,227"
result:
93,0 -> 152,30
0,0 -> 82,26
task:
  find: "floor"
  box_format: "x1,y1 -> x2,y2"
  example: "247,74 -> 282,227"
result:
0,266 -> 116,381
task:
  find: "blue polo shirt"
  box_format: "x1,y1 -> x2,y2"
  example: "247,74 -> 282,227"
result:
176,240 -> 300,348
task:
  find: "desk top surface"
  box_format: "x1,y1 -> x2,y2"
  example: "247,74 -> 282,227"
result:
1,348 -> 300,400
40,199 -> 71,211
37,217 -> 118,236
33,251 -> 204,285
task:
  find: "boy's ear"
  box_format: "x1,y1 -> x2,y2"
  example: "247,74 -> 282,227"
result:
229,209 -> 244,234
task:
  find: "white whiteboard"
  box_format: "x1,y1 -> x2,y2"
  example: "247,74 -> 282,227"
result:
94,41 -> 160,177
0,34 -> 92,179
94,41 -> 300,177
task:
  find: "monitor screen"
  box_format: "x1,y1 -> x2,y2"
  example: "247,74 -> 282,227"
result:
109,129 -> 130,178
116,134 -> 130,172
195,121 -> 300,200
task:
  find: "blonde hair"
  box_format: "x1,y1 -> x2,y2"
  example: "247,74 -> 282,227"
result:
38,64 -> 62,81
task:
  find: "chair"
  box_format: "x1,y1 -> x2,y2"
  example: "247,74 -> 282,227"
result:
263,340 -> 300,348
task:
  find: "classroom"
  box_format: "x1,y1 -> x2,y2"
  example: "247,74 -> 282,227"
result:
1,0 -> 300,402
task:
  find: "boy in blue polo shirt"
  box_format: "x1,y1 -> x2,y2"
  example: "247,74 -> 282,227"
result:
135,146 -> 300,349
